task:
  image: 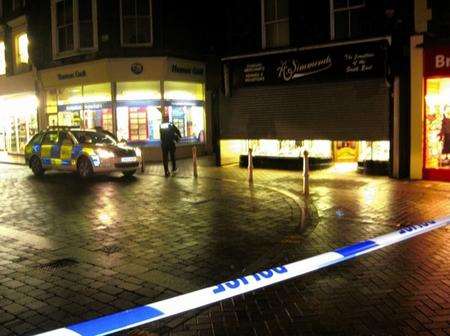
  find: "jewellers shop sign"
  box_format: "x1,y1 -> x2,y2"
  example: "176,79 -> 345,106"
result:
230,40 -> 388,87
424,46 -> 450,77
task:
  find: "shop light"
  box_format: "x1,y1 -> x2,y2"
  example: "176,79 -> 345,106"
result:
117,90 -> 161,101
164,90 -> 198,101
240,139 -> 332,158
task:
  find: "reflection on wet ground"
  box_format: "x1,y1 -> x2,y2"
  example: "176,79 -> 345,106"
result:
0,160 -> 449,335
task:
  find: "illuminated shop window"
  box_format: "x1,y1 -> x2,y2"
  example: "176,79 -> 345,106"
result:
240,140 -> 332,158
116,81 -> 161,143
358,141 -> 390,161
164,81 -> 204,101
425,78 -> 450,169
46,83 -> 113,132
116,81 -> 160,100
81,83 -> 112,131
0,42 -> 6,75
165,104 -> 205,143
0,94 -> 38,154
164,81 -> 205,144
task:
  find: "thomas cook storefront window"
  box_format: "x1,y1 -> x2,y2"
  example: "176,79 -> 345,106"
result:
116,81 -> 161,144
425,78 -> 450,173
164,81 -> 205,144
46,83 -> 112,132
0,94 -> 38,154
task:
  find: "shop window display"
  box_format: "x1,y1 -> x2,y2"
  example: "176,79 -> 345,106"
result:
358,141 -> 390,162
0,94 -> 38,154
425,78 -> 450,169
46,83 -> 112,132
164,81 -> 205,144
165,104 -> 205,144
116,81 -> 161,143
239,140 -> 332,158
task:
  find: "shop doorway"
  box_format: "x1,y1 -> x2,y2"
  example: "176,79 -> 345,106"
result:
333,141 -> 359,162
0,95 -> 38,156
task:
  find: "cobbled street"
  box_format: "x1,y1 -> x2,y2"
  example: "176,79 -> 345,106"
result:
0,158 -> 449,336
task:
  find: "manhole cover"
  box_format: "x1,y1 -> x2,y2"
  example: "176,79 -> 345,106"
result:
36,258 -> 78,272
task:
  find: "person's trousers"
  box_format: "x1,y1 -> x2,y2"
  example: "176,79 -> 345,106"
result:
162,145 -> 176,174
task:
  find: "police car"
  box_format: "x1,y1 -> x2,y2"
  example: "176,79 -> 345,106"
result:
24,127 -> 142,178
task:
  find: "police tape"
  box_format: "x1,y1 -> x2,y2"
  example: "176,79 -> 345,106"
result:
37,216 -> 450,336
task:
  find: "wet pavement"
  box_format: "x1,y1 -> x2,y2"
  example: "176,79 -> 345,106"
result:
0,158 -> 449,335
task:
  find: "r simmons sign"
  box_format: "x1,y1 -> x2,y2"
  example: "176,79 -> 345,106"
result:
229,40 -> 388,88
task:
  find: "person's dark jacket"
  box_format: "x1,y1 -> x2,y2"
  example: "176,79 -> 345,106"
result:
160,122 -> 181,148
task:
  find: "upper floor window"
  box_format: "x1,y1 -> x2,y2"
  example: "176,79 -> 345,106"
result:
331,0 -> 365,40
12,0 -> 25,11
262,0 -> 289,49
120,0 -> 153,46
14,31 -> 30,73
51,0 -> 98,58
17,32 -> 28,63
0,41 -> 6,75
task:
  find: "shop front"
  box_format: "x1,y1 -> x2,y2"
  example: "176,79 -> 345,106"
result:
0,72 -> 38,163
422,44 -> 450,181
39,57 -> 207,161
220,38 -> 392,172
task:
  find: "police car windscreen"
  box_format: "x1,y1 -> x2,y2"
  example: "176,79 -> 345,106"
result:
72,131 -> 116,145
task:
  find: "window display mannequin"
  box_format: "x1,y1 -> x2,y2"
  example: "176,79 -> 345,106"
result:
439,106 -> 450,166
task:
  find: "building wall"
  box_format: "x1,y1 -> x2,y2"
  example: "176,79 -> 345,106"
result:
222,0 -> 413,55
28,0 -> 212,70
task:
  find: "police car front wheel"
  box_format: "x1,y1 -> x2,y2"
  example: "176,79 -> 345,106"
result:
77,157 -> 93,178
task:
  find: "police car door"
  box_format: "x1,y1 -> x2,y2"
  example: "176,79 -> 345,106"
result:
59,132 -> 75,170
40,131 -> 59,168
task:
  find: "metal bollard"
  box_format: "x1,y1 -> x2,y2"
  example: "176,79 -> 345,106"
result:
248,148 -> 253,183
192,145 -> 198,178
140,147 -> 145,173
303,150 -> 309,196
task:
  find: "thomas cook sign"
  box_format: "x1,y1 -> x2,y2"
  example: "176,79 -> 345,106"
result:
168,60 -> 205,80
57,70 -> 87,80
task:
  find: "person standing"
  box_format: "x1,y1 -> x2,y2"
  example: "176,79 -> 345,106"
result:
439,108 -> 450,165
160,118 -> 182,177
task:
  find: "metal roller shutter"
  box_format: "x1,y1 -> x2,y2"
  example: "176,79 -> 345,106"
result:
220,78 -> 390,141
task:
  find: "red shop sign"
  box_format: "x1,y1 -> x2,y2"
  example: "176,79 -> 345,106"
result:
424,46 -> 450,77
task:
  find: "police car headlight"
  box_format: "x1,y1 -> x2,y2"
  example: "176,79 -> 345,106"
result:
134,147 -> 142,157
96,149 -> 115,159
